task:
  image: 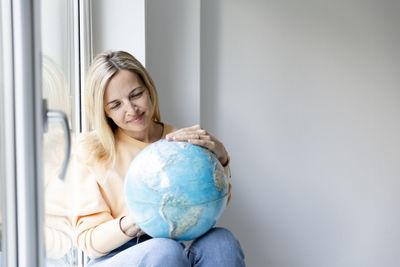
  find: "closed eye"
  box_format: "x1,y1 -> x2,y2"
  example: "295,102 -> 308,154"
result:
129,90 -> 144,100
110,102 -> 121,109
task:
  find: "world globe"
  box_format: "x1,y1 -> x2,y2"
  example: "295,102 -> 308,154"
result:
124,139 -> 229,241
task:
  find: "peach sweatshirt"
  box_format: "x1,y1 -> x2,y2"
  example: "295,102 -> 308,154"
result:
71,124 -> 231,259
43,128 -> 74,259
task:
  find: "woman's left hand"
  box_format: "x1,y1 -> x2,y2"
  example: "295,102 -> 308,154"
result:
166,125 -> 229,166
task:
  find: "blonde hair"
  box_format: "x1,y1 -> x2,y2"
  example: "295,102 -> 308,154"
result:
84,50 -> 161,163
42,55 -> 71,118
42,55 -> 72,185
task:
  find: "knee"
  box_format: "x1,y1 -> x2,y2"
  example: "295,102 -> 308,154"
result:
139,238 -> 188,266
188,228 -> 245,266
193,227 -> 244,255
149,238 -> 184,255
209,227 -> 235,238
204,227 -> 239,247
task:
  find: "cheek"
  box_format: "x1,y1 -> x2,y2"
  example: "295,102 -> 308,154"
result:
146,95 -> 154,112
115,111 -> 125,123
105,109 -> 122,124
104,109 -> 114,121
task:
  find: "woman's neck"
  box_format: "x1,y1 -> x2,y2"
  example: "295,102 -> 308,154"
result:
122,121 -> 163,143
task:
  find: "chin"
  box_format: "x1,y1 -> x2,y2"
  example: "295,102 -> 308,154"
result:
127,119 -> 151,131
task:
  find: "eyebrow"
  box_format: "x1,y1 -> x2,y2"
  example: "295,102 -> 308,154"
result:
106,86 -> 143,106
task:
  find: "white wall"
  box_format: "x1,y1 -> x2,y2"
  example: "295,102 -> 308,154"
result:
201,1 -> 400,266
146,0 -> 200,128
92,0 -> 145,64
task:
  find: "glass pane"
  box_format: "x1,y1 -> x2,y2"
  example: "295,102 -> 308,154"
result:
0,3 -> 6,263
0,10 -> 4,265
41,0 -> 78,265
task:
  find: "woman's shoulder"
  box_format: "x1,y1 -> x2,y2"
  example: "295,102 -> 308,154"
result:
75,131 -> 100,153
74,131 -> 111,166
163,123 -> 177,136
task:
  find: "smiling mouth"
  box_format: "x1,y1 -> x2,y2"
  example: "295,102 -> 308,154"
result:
128,112 -> 144,123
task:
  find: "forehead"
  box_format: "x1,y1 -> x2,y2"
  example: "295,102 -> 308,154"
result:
104,70 -> 144,100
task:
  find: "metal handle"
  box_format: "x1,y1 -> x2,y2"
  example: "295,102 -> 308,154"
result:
43,100 -> 71,180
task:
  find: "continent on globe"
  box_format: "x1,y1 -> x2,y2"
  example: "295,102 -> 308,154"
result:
159,194 -> 202,239
124,140 -> 229,241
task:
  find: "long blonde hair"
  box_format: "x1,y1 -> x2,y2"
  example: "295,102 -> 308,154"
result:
84,50 -> 161,164
42,55 -> 71,118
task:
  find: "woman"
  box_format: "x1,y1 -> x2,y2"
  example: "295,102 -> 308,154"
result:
71,50 -> 245,266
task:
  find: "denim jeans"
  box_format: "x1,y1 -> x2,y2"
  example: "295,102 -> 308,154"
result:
87,227 -> 245,267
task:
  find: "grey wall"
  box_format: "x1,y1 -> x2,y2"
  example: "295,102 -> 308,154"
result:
201,1 -> 400,266
92,0 -> 146,64
146,0 -> 200,128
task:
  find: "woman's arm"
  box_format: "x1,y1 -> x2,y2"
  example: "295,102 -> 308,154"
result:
44,215 -> 73,259
76,214 -> 133,259
70,154 -> 139,259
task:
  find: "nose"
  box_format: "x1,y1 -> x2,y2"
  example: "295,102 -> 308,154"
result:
125,100 -> 137,116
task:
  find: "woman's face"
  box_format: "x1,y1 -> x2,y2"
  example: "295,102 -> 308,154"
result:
103,70 -> 154,137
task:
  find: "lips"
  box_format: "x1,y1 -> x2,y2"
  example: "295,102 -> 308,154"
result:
128,112 -> 144,123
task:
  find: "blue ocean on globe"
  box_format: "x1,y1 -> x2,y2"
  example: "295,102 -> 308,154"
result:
124,139 -> 229,241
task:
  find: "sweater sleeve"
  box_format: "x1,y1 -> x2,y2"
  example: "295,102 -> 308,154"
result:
44,177 -> 74,259
44,215 -> 74,259
43,137 -> 75,259
71,154 -> 133,259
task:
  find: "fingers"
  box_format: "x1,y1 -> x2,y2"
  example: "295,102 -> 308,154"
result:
166,125 -> 208,141
188,138 -> 216,151
137,230 -> 146,237
168,133 -> 211,142
165,126 -> 216,154
120,216 -> 142,237
165,125 -> 228,165
166,124 -> 203,137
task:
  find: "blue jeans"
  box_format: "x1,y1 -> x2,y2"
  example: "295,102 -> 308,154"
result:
87,227 -> 245,267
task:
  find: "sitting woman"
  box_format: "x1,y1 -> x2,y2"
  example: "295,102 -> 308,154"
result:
71,50 -> 245,266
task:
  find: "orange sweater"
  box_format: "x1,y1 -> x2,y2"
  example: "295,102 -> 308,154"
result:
43,127 -> 74,259
71,124 -> 231,259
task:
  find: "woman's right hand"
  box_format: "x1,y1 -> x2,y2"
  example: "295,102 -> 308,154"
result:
120,215 -> 143,237
166,125 -> 229,167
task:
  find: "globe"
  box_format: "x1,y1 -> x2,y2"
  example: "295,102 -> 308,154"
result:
124,139 -> 229,241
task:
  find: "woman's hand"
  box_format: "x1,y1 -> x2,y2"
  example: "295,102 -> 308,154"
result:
166,125 -> 229,166
120,215 -> 144,237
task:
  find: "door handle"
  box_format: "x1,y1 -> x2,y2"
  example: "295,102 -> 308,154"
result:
43,99 -> 71,180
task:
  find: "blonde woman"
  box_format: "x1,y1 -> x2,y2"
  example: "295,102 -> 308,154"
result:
71,50 -> 245,266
